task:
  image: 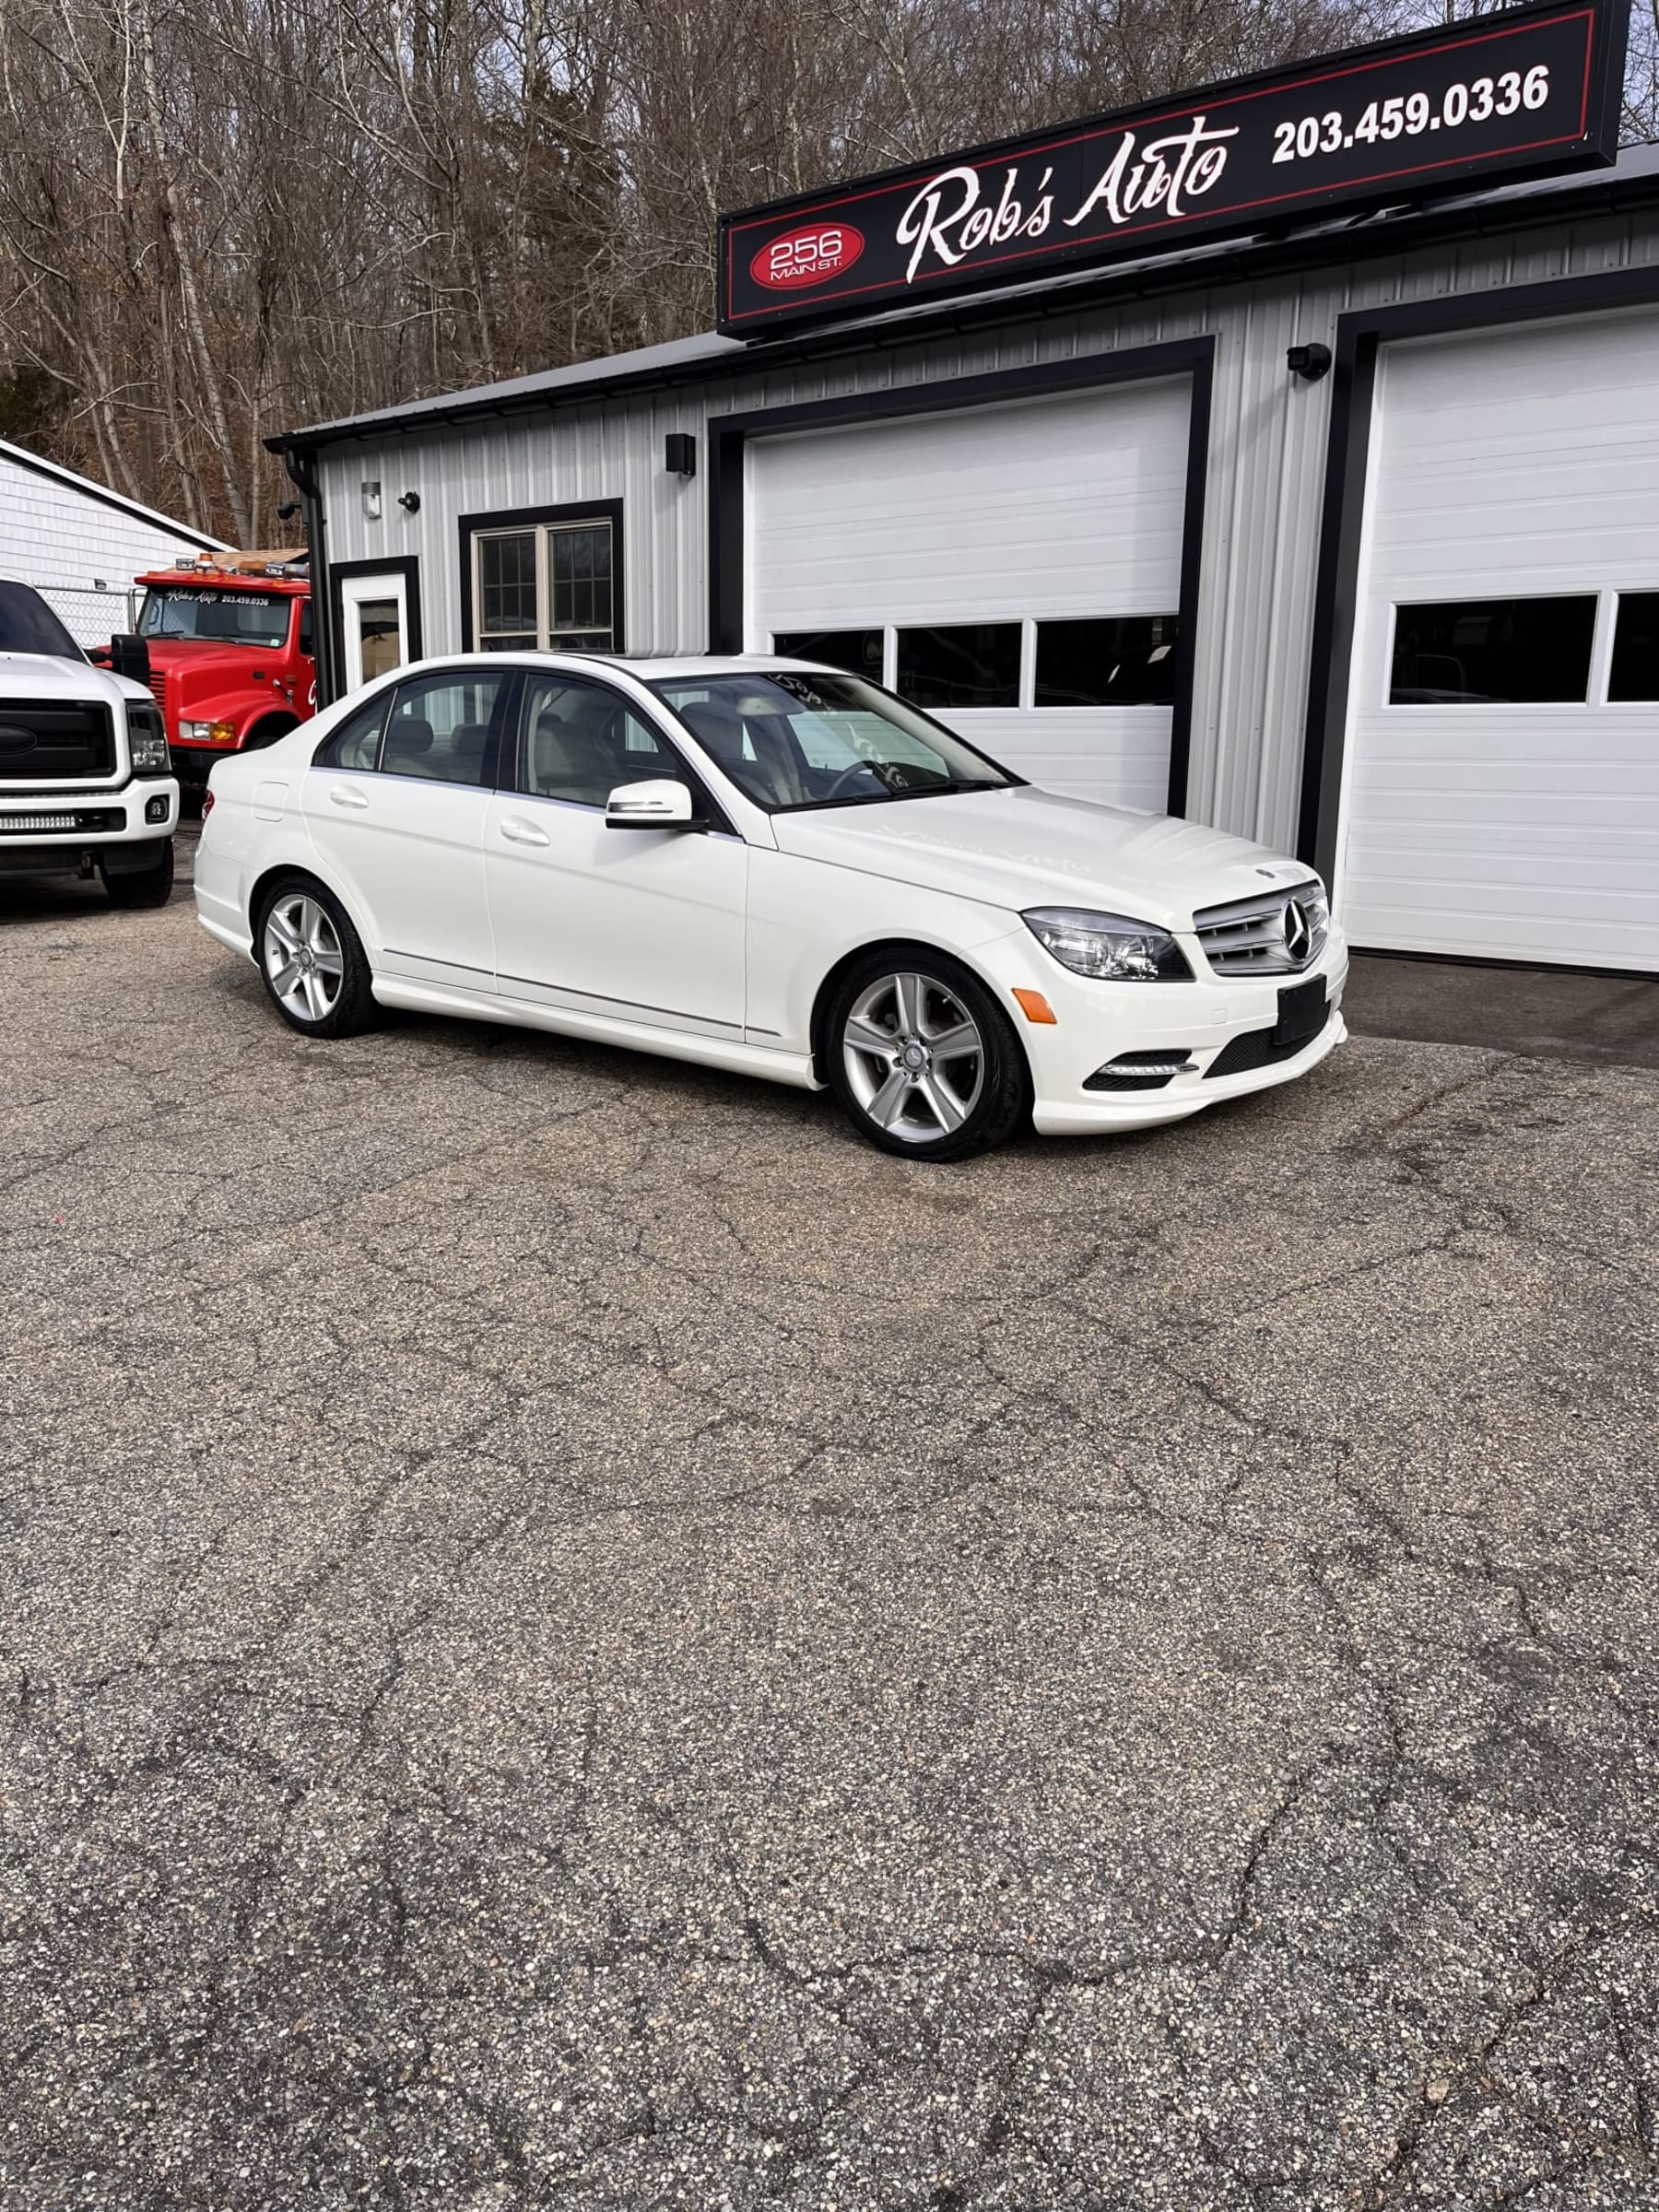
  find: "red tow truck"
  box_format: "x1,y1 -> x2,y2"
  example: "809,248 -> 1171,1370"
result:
125,550 -> 316,795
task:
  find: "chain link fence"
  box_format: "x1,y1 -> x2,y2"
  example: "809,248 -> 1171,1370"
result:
36,584 -> 140,648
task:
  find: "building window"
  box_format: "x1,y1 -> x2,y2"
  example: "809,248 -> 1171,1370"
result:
1035,616 -> 1179,707
1388,596 -> 1597,704
472,516 -> 617,653
772,629 -> 883,680
1608,593 -> 1659,702
896,623 -> 1020,709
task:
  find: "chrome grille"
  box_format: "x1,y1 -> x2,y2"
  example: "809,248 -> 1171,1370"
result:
1193,882 -> 1328,977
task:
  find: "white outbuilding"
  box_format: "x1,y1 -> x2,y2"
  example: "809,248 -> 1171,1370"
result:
0,437 -> 224,645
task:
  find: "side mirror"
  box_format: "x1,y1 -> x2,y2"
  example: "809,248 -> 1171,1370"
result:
109,633 -> 151,686
605,778 -> 698,830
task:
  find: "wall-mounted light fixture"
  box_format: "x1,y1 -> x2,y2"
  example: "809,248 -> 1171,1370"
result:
276,500 -> 300,522
665,432 -> 697,478
361,479 -> 382,521
1286,343 -> 1333,382
398,490 -> 421,514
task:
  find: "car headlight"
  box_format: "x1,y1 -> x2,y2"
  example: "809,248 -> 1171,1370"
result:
125,705 -> 171,773
1022,906 -> 1193,982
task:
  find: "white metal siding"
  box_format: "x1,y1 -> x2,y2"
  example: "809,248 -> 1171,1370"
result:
745,382 -> 1190,808
318,205 -> 1659,854
1336,306 -> 1659,972
0,450 -> 215,642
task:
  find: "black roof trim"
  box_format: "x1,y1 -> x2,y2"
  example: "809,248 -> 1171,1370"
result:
268,145 -> 1659,455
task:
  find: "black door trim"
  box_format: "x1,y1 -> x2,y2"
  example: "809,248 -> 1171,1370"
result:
707,335 -> 1216,817
329,555 -> 425,690
457,498 -> 625,653
1298,264 -> 1659,888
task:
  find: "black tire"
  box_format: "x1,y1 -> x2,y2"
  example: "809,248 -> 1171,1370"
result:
243,716 -> 298,752
253,873 -> 377,1039
823,947 -> 1030,1161
101,840 -> 175,910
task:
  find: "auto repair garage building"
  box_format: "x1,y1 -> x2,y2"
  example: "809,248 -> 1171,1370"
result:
274,2 -> 1658,976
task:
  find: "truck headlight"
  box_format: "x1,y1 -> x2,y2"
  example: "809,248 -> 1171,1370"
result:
125,705 -> 171,773
179,719 -> 237,745
1021,906 -> 1192,982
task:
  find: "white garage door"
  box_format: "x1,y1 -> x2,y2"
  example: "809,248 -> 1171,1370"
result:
745,379 -> 1193,810
1339,308 -> 1659,973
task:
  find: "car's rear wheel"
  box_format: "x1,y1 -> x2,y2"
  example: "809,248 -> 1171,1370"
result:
101,840 -> 174,910
826,951 -> 1030,1160
255,876 -> 376,1038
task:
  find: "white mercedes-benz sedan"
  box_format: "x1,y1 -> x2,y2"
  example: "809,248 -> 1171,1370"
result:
194,653 -> 1347,1159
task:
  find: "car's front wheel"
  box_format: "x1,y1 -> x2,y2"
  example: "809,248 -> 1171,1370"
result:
825,950 -> 1030,1161
255,876 -> 376,1038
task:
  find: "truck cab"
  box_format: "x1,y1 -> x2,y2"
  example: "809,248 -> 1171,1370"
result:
133,551 -> 315,794
0,579 -> 178,907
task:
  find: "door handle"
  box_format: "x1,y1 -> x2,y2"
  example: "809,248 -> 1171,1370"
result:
499,817 -> 550,848
329,784 -> 370,809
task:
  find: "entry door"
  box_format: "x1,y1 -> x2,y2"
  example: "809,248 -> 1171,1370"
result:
340,571 -> 410,692
1339,309 -> 1659,973
745,379 -> 1193,810
303,666 -> 511,988
485,671 -> 747,1036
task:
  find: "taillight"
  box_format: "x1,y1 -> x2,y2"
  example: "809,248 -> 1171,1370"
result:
201,789 -> 216,818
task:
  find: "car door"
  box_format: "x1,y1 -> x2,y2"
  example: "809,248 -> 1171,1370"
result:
302,665 -> 512,992
484,670 -> 747,1038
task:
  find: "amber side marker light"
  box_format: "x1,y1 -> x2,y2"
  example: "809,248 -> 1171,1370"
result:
1012,988 -> 1057,1025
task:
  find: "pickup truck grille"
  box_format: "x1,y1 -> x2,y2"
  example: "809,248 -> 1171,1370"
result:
1193,883 -> 1329,976
0,700 -> 115,781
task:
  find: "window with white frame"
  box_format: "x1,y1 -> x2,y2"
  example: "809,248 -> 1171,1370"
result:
473,517 -> 616,653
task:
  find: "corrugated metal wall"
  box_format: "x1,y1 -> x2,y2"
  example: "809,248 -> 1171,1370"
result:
318,206 -> 1659,852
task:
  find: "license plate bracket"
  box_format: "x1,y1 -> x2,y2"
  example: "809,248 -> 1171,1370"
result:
1274,976 -> 1328,1050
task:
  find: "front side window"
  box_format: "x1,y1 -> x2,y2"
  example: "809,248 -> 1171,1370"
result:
649,670 -> 1016,814
1389,596 -> 1597,704
139,588 -> 289,650
519,675 -> 689,808
474,520 -> 615,653
381,670 -> 511,785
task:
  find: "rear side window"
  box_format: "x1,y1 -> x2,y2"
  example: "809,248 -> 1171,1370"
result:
382,670 -> 512,786
313,693 -> 388,771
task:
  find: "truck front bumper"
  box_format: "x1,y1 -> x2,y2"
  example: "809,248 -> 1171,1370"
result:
0,778 -> 178,875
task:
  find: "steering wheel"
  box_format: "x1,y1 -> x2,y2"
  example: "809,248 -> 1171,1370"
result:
823,759 -> 887,801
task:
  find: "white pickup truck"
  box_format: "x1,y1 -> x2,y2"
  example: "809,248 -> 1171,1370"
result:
0,579 -> 178,907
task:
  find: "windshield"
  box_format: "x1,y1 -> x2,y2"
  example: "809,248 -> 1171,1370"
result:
648,670 -> 1018,813
0,579 -> 85,662
139,587 -> 289,650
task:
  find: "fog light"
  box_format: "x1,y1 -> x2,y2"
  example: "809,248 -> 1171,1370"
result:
144,794 -> 170,823
1083,1050 -> 1197,1093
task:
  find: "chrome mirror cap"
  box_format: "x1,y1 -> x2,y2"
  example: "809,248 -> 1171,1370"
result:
604,778 -> 696,830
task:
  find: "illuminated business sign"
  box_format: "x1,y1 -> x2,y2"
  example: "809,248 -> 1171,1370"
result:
718,0 -> 1626,335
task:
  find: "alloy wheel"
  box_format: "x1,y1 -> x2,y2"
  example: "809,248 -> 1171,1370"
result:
263,892 -> 346,1023
841,971 -> 985,1143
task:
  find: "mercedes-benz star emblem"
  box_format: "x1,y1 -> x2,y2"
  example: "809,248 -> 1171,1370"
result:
1282,899 -> 1312,965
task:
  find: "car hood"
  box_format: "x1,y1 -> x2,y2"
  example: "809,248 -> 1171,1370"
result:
769,784 -> 1316,932
0,650 -> 146,705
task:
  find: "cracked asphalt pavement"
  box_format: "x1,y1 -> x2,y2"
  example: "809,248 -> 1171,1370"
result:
3,875 -> 1658,2211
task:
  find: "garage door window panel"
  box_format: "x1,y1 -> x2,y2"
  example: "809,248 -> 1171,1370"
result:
772,629 -> 884,681
1036,617 -> 1180,707
897,625 -> 1021,711
382,671 -> 511,786
1609,594 -> 1659,702
1388,597 -> 1598,705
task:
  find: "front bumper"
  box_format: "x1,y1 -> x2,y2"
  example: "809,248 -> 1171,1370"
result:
971,924 -> 1350,1137
171,742 -> 236,788
0,778 -> 178,874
